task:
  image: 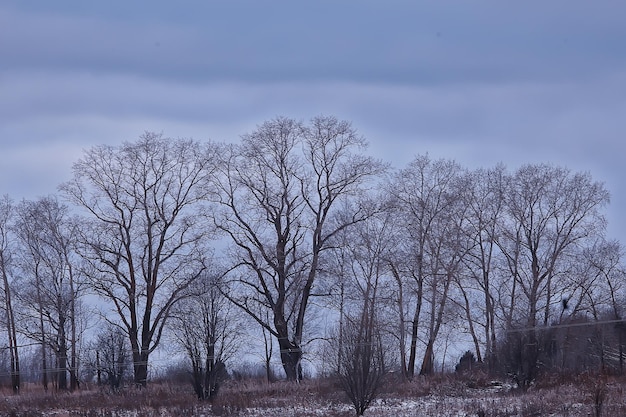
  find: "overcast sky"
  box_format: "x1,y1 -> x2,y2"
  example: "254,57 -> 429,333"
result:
2,1 -> 625,238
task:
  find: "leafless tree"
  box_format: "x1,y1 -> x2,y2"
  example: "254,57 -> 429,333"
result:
338,309 -> 386,417
576,240 -> 625,322
419,166 -> 468,376
13,210 -> 49,390
568,239 -> 626,372
60,133 -> 219,387
496,164 -> 610,388
457,166 -> 506,368
212,116 -> 386,381
89,323 -> 130,390
0,195 -> 20,393
333,208 -> 393,416
388,155 -> 466,377
170,271 -> 240,400
12,196 -> 84,391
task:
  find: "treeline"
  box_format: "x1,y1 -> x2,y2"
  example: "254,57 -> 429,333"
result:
0,116 -> 623,402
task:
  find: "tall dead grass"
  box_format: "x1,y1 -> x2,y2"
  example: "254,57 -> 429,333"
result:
0,372 -> 625,416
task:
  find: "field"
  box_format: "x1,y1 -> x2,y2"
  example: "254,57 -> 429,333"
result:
1,373 -> 624,417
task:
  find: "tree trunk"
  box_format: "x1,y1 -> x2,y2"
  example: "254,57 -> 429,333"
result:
407,306 -> 420,379
389,264 -> 408,379
521,330 -> 538,390
278,336 -> 302,381
274,306 -> 302,381
8,317 -> 20,394
57,349 -> 68,390
131,328 -> 149,387
190,353 -> 203,399
337,282 -> 345,375
619,322 -> 625,375
96,351 -> 102,385
421,268 -> 453,376
1,256 -> 20,393
133,350 -> 149,387
36,269 -> 49,391
419,339 -> 435,375
41,345 -> 48,391
407,277 -> 423,379
70,320 -> 79,391
57,298 -> 68,390
68,261 -> 79,390
459,282 -> 482,362
261,317 -> 274,383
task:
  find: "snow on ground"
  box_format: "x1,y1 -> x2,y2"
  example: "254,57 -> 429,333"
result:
234,395 -> 590,417
26,378 -> 625,417
31,394 -> 598,417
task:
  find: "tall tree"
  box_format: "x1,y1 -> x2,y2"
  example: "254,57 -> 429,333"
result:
171,271 -> 240,400
388,155 -> 465,377
213,116 -> 385,381
332,206 -> 393,416
570,239 -> 626,372
457,166 -> 506,367
0,195 -> 20,393
90,324 -> 130,390
496,164 -> 610,387
13,196 -> 84,390
60,133 -> 218,386
418,161 -> 467,376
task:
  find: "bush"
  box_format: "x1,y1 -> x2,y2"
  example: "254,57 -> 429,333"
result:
455,351 -> 477,373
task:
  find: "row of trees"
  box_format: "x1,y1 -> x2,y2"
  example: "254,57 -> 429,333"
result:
0,116 -> 623,397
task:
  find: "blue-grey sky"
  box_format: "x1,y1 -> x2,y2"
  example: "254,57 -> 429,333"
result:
2,1 -> 625,238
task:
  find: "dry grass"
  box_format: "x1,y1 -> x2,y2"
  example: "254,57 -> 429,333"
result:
0,373 -> 625,416
0,383 -> 205,417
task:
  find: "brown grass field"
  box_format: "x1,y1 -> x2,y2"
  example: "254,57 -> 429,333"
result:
0,372 -> 625,416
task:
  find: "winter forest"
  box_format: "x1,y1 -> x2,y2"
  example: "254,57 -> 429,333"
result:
0,115 -> 622,412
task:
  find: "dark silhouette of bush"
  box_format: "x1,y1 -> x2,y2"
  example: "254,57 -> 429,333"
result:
455,351 -> 477,373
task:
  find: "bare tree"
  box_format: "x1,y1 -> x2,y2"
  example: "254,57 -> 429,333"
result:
496,164 -> 610,388
571,239 -> 626,372
578,240 -> 625,323
0,195 -> 20,393
60,133 -> 219,387
212,116 -> 386,381
419,166 -> 468,376
457,166 -> 506,368
388,155 -> 466,377
171,271 -> 240,400
13,212 -> 50,390
333,208 -> 392,416
12,196 -> 84,391
338,308 -> 386,417
90,324 -> 130,390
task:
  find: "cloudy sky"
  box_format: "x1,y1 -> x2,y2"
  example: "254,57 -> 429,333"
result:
2,1 -> 625,238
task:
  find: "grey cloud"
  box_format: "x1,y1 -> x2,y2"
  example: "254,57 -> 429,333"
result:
3,2 -> 626,85
1,0 -> 625,237
4,69 -> 624,170
2,72 -> 625,235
